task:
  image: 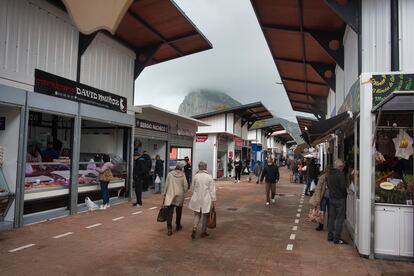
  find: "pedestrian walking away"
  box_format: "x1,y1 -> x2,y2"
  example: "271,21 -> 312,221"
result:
189,161 -> 216,239
260,157 -> 279,206
254,161 -> 263,184
133,152 -> 147,207
163,161 -> 188,236
142,151 -> 152,191
234,155 -> 242,183
154,154 -> 164,194
327,159 -> 348,244
184,156 -> 192,189
95,154 -> 114,210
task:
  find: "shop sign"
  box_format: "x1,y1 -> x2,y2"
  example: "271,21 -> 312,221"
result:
177,128 -> 196,137
34,69 -> 127,113
135,119 -> 168,133
371,73 -> 414,107
196,135 -> 208,143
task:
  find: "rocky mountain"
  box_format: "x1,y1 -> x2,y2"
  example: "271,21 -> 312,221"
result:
178,90 -> 303,143
178,90 -> 241,117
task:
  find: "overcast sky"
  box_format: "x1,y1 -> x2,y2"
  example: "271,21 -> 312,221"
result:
134,0 -> 314,123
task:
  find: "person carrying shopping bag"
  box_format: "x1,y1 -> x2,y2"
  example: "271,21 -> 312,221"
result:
163,161 -> 188,236
189,161 -> 216,239
96,154 -> 114,210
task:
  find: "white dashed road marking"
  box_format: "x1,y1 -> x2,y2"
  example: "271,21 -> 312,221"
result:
286,244 -> 293,251
290,234 -> 296,240
296,213 -> 301,218
292,226 -> 298,231
85,223 -> 102,229
149,207 -> 158,210
8,244 -> 36,253
299,205 -> 303,208
112,216 -> 125,221
132,211 -> 143,215
295,219 -> 299,224
53,232 -> 73,239
297,209 -> 302,212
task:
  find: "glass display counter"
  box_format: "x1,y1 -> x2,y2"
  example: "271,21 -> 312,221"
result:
0,168 -> 15,221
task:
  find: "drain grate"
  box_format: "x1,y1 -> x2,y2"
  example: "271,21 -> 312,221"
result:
227,207 -> 238,211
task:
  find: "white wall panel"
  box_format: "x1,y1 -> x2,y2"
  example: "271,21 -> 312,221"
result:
80,33 -> 135,110
362,0 -> 391,72
335,67 -> 345,113
197,114 -> 226,133
399,0 -> 414,72
343,26 -> 359,95
0,0 -> 78,89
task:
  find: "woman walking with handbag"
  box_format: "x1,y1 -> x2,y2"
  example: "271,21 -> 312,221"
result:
189,161 -> 216,239
96,155 -> 114,210
163,162 -> 188,236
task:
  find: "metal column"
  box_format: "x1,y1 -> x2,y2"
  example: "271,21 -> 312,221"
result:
70,105 -> 81,215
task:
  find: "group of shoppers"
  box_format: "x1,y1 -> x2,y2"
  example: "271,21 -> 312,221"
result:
310,159 -> 348,245
163,161 -> 216,238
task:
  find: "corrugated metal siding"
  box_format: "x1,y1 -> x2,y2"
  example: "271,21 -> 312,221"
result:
399,0 -> 414,71
362,0 -> 391,72
197,114 -> 226,133
169,134 -> 193,148
80,33 -> 135,109
134,128 -> 168,141
0,0 -> 78,88
343,26 -> 359,95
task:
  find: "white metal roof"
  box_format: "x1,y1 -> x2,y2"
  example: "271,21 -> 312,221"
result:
134,105 -> 209,126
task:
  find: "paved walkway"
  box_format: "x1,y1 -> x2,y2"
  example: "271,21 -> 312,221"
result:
0,168 -> 413,275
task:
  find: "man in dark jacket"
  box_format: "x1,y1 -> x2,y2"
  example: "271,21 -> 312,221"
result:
184,156 -> 192,189
327,159 -> 348,244
305,158 -> 317,196
260,157 -> 280,205
141,151 -> 152,191
133,152 -> 147,207
154,154 -> 164,194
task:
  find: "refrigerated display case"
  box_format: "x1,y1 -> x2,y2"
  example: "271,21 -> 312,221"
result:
0,168 -> 15,221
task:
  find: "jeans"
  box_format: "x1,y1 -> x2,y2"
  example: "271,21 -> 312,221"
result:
155,176 -> 163,193
193,211 -> 208,233
305,179 -> 313,194
328,198 -> 346,241
235,169 -> 241,181
100,181 -> 110,205
166,205 -> 182,228
134,177 -> 144,205
265,182 -> 276,202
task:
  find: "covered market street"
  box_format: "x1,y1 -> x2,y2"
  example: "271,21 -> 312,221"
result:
0,168 -> 413,275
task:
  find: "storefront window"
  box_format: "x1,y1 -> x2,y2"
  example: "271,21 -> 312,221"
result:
25,112 -> 73,214
78,120 -> 128,202
169,147 -> 191,171
355,119 -> 360,198
375,113 -> 414,205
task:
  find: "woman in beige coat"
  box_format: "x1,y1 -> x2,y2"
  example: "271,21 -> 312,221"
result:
189,161 -> 216,239
309,166 -> 331,231
164,162 -> 188,236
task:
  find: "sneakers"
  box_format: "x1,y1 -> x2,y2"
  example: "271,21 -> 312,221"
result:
271,198 -> 276,204
238,180 -> 240,183
234,180 -> 237,183
334,239 -> 348,245
135,204 -> 141,208
105,204 -> 110,209
266,202 -> 270,206
99,204 -> 106,210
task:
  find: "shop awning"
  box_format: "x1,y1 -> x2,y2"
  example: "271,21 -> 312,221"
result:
296,116 -> 318,134
303,111 -> 353,144
135,105 -> 209,126
250,0 -> 347,119
192,102 -> 273,127
57,0 -> 212,75
372,92 -> 414,112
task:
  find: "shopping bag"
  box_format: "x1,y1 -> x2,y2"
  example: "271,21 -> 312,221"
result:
154,175 -> 161,184
207,206 -> 216,229
310,180 -> 316,192
85,197 -> 99,211
157,206 -> 167,222
308,207 -> 323,223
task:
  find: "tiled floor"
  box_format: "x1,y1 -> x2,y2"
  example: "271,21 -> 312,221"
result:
0,168 -> 413,275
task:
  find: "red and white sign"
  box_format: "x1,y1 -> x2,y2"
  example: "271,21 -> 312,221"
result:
196,135 -> 208,143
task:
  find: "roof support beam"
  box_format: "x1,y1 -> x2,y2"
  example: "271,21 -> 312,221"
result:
282,77 -> 325,86
127,11 -> 184,56
134,44 -> 162,79
286,90 -> 326,100
78,32 -> 98,56
309,62 -> 336,92
324,0 -> 360,34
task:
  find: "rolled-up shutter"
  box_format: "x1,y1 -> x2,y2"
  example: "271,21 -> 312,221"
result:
169,134 -> 193,148
134,128 -> 168,141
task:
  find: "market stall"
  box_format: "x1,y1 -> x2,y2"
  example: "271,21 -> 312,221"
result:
0,146 -> 15,222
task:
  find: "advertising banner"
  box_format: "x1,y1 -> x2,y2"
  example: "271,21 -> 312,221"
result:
371,74 -> 414,107
34,69 -> 127,113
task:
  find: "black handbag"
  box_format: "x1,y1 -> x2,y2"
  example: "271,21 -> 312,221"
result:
157,199 -> 167,223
